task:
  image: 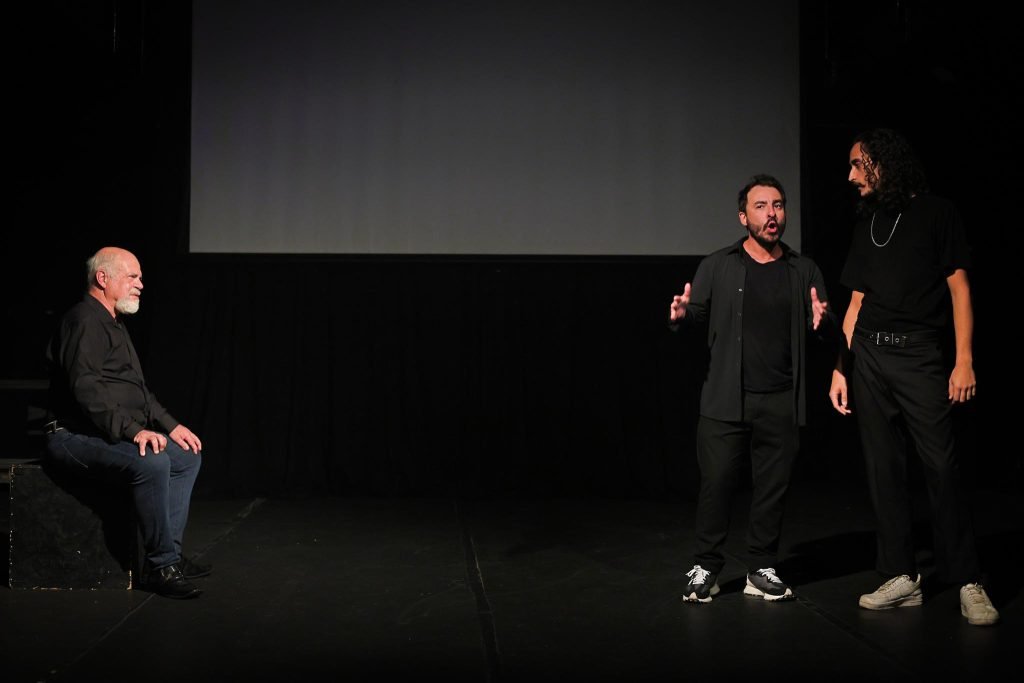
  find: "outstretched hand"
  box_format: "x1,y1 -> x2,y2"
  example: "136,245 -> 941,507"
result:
670,283 -> 691,322
810,286 -> 828,330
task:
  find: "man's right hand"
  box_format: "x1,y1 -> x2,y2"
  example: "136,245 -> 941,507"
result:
670,283 -> 691,321
133,429 -> 168,456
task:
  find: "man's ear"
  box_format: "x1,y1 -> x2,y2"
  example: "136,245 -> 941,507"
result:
738,211 -> 749,227
94,269 -> 108,290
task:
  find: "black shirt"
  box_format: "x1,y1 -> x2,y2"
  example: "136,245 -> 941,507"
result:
741,249 -> 793,393
45,295 -> 178,443
671,238 -> 833,426
841,194 -> 971,331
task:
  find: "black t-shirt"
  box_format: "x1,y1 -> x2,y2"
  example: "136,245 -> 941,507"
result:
840,194 -> 971,331
741,249 -> 793,393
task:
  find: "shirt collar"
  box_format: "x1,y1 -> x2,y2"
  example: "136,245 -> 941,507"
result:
727,237 -> 799,261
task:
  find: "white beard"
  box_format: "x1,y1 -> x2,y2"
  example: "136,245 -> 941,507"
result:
115,297 -> 140,315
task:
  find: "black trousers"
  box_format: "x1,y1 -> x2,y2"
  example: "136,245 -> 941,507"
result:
851,335 -> 980,583
694,390 -> 798,574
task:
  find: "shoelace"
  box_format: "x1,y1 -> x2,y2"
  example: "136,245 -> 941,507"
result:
879,575 -> 912,592
755,568 -> 784,584
963,584 -> 989,604
686,566 -> 711,585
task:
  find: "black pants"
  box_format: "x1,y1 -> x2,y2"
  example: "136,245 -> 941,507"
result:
851,335 -> 980,583
694,390 -> 798,574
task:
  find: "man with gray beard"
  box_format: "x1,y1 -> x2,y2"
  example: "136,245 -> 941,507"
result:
44,247 -> 208,599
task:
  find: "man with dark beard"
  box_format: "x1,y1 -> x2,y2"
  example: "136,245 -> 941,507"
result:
44,247 -> 209,599
670,174 -> 833,603
829,129 -> 998,625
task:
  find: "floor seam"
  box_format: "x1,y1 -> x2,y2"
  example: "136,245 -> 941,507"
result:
456,498 -> 502,683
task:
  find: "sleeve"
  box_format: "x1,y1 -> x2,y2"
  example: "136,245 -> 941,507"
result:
681,256 -> 713,326
148,396 -> 180,434
936,201 -> 972,275
668,256 -> 713,333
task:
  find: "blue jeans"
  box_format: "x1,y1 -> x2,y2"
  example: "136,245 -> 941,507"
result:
45,429 -> 202,571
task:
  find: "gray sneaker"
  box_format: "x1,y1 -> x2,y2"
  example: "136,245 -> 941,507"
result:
743,568 -> 794,601
960,583 -> 999,626
858,574 -> 922,610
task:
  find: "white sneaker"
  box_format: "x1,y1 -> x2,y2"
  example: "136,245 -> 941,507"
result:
960,583 -> 999,626
858,574 -> 922,610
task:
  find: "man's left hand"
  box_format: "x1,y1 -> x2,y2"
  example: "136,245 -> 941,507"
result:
948,363 -> 977,404
170,424 -> 203,453
810,287 -> 829,330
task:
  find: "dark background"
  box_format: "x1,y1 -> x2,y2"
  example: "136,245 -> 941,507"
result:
4,1 -> 1018,500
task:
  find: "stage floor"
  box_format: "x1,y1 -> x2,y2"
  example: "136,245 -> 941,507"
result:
3,479 -> 1021,682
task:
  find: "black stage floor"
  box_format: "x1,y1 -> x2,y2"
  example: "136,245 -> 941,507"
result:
3,479 -> 1021,682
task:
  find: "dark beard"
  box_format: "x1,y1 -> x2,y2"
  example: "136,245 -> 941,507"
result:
856,191 -> 883,217
749,226 -> 782,253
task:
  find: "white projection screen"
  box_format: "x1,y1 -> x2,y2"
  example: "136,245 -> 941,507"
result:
190,0 -> 800,255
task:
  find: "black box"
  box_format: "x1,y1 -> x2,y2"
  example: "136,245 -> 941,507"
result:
8,461 -> 140,590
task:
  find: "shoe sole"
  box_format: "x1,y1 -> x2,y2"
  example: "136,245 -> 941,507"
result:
749,581 -> 794,602
858,590 -> 922,610
743,583 -> 794,601
682,584 -> 720,604
961,606 -> 999,626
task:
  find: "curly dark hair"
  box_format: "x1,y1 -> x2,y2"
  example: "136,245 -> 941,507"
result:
852,128 -> 929,214
737,174 -> 786,213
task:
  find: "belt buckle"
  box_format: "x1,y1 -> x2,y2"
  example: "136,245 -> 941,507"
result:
875,331 -> 906,348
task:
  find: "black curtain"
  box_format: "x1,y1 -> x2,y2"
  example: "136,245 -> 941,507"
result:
6,1 -> 1018,499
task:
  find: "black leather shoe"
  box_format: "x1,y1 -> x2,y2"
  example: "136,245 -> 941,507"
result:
180,555 -> 213,579
143,564 -> 202,599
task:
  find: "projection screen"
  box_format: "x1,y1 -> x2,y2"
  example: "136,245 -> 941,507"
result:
190,0 -> 800,255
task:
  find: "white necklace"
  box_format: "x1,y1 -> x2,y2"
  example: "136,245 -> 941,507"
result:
870,212 -> 901,247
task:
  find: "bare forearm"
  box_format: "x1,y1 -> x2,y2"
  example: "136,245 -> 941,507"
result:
836,291 -> 863,372
948,270 -> 974,367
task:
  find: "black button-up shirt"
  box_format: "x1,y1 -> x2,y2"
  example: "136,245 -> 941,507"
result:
671,238 -> 833,426
45,295 -> 178,443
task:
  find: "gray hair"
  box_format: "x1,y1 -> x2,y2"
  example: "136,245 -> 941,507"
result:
85,250 -> 124,289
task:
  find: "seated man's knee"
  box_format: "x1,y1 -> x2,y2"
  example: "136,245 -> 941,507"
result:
129,450 -> 173,480
165,441 -> 202,475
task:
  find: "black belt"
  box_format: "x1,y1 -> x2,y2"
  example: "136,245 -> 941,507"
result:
854,327 -> 938,348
